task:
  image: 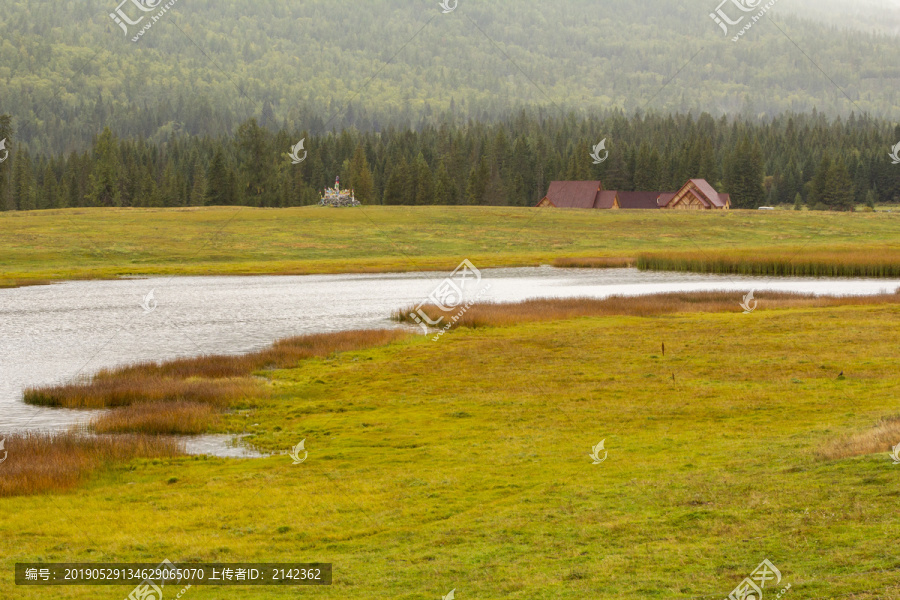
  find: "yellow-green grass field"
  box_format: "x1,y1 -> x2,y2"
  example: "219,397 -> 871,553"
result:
2,302 -> 899,598
2,206 -> 900,286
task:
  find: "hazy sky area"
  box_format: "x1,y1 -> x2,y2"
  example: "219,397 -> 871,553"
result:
783,0 -> 900,34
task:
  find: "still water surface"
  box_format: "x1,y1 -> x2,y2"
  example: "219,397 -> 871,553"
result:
2,267 -> 897,452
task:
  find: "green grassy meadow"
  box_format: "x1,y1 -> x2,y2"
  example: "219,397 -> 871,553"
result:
2,302 -> 899,598
3,206 -> 900,286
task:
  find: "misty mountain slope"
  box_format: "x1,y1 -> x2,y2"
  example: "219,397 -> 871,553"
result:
782,0 -> 900,35
1,0 -> 898,153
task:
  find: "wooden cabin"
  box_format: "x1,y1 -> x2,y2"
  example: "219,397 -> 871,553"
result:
658,179 -> 730,210
537,179 -> 729,210
537,181 -> 605,208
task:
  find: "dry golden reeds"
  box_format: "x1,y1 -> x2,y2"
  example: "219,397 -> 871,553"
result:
394,290 -> 900,331
0,432 -> 182,497
817,416 -> 900,461
552,257 -> 636,268
25,377 -> 254,409
637,247 -> 900,278
90,401 -> 218,435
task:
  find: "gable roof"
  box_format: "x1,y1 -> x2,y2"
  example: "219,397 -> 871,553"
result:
541,181 -> 602,209
617,191 -> 664,209
688,179 -> 727,207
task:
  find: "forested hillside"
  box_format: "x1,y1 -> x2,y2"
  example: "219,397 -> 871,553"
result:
2,111 -> 898,212
1,0 -> 899,155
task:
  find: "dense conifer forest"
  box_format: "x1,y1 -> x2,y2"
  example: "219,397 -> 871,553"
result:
1,111 -> 898,211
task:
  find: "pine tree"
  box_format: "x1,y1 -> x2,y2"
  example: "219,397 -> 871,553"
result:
465,156 -> 490,205
86,128 -> 121,207
348,144 -> 375,204
744,140 -> 766,208
12,149 -> 35,211
236,119 -> 273,207
40,164 -> 58,209
633,143 -> 658,191
414,154 -> 434,205
807,153 -> 832,210
434,161 -> 456,205
63,156 -> 80,209
135,167 -> 156,207
189,162 -> 206,206
205,149 -> 231,206
823,159 -> 855,211
383,159 -> 409,205
725,136 -> 764,208
865,189 -> 876,209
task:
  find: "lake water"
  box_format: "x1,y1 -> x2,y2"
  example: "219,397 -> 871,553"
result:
2,267 -> 897,452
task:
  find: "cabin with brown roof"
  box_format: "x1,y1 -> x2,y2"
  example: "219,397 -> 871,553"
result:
537,179 -> 729,210
536,181 -> 604,208
659,179 -> 731,210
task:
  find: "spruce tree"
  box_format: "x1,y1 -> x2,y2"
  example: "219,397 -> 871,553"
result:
823,159 -> 855,211
205,149 -> 231,206
12,149 -> 35,211
348,144 -> 375,204
434,161 -> 456,205
86,128 -> 121,207
465,157 -> 490,205
414,154 -> 434,205
383,159 -> 408,205
807,153 -> 832,210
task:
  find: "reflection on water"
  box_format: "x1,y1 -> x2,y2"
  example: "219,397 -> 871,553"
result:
2,267 -> 897,445
180,434 -> 266,458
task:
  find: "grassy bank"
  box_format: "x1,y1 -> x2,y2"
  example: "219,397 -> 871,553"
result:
2,301 -> 898,598
24,329 -> 409,410
2,206 -> 900,285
